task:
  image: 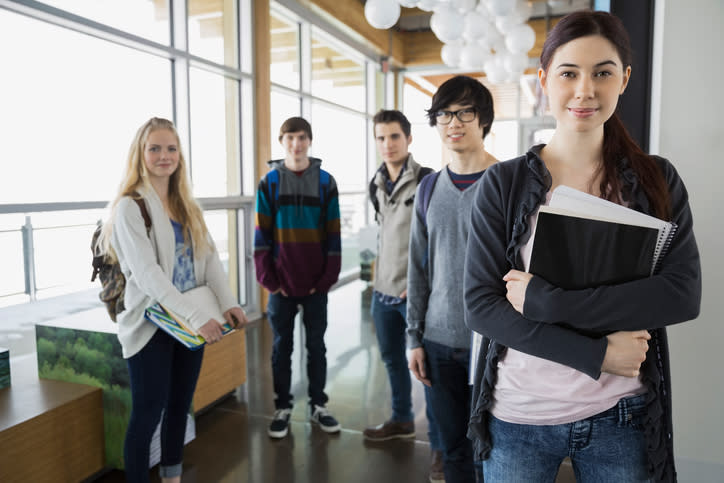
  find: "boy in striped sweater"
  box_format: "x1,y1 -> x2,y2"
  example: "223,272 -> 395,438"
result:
254,116 -> 341,439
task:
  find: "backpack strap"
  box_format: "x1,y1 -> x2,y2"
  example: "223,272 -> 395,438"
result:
91,197 -> 151,282
264,169 -> 281,217
370,166 -> 432,219
319,169 -> 330,227
368,179 -> 380,217
416,170 -> 440,229
133,198 -> 152,234
417,166 -> 434,184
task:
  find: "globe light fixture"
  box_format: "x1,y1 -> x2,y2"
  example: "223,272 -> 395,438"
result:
364,0 -> 401,30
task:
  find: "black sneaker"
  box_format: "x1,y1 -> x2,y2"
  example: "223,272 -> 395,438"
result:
268,408 -> 292,438
310,404 -> 341,433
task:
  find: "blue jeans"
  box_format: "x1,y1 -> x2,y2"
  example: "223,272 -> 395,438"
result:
425,385 -> 443,451
124,329 -> 204,483
371,296 -> 413,422
484,394 -> 652,483
267,291 -> 329,409
424,339 -> 476,483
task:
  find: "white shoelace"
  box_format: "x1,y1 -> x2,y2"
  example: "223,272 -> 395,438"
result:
312,405 -> 331,418
273,408 -> 292,420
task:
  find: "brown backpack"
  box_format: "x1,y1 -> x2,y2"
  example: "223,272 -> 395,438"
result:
91,198 -> 151,321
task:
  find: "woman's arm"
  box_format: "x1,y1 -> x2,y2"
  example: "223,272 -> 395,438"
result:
522,161 -> 701,332
464,168 -> 609,379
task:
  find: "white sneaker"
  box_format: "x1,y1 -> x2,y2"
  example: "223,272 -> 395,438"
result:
310,405 -> 341,433
268,408 -> 292,438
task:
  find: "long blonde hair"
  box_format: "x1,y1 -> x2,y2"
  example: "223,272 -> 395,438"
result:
99,117 -> 211,261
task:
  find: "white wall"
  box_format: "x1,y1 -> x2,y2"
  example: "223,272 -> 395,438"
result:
650,1 -> 724,481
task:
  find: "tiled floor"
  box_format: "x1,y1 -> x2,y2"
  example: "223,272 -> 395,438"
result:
91,280 -> 576,482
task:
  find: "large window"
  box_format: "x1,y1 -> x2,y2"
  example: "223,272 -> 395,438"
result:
0,2 -> 255,316
187,0 -> 238,66
310,103 -> 366,192
310,103 -> 368,273
39,0 -> 170,44
270,89 -> 301,160
189,68 -> 241,197
311,28 -> 366,112
0,11 -> 172,204
402,82 -> 442,170
270,10 -> 300,90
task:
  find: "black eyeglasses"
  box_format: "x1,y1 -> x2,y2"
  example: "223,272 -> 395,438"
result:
435,108 -> 477,125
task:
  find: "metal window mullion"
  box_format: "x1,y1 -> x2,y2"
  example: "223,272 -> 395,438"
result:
365,61 -> 376,224
171,0 -> 191,180
240,0 -> 252,73
300,21 -> 311,118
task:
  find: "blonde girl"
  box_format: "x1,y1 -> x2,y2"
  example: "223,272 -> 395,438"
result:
99,117 -> 247,483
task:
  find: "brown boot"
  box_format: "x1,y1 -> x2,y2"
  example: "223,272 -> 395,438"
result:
429,449 -> 445,483
362,420 -> 415,441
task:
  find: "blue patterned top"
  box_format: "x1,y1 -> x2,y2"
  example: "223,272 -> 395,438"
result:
171,219 -> 197,292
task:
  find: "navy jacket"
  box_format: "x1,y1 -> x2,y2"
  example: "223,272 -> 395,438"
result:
464,145 -> 701,482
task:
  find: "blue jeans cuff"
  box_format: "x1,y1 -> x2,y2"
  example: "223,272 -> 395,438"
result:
159,462 -> 183,478
391,412 -> 415,423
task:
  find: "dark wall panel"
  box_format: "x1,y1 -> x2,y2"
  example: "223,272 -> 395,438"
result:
610,0 -> 655,152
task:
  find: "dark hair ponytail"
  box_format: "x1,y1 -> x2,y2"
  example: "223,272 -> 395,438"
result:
541,10 -> 671,219
602,113 -> 671,219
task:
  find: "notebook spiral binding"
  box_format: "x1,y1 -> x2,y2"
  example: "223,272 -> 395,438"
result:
651,222 -> 678,275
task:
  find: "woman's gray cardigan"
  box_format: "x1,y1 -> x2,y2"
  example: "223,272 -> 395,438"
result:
111,186 -> 239,359
463,145 -> 701,482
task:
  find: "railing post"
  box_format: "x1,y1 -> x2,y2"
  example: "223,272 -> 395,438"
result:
21,216 -> 37,301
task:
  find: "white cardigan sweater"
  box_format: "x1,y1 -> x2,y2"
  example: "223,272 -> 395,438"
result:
111,187 -> 239,358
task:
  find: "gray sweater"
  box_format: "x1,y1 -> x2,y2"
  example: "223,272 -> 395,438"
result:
371,154 -> 427,298
406,168 -> 483,350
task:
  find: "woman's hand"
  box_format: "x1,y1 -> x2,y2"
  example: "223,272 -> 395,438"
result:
601,330 -> 651,377
408,347 -> 431,387
225,306 -> 249,329
503,270 -> 533,314
198,319 -> 225,344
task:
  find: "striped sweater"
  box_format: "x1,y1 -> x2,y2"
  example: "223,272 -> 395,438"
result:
254,157 -> 341,297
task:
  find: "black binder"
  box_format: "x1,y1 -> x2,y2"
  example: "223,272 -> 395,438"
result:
529,209 -> 660,290
529,185 -> 678,287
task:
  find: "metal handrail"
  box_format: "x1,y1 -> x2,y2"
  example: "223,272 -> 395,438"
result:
0,196 -> 255,215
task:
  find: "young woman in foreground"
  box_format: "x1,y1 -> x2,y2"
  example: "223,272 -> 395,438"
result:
464,10 -> 701,482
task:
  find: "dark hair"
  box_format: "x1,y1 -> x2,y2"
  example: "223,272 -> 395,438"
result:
373,109 -> 412,137
278,116 -> 312,142
541,10 -> 670,219
426,75 -> 495,139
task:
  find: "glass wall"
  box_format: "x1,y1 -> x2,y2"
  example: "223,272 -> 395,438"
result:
39,0 -> 170,44
0,1 -> 255,315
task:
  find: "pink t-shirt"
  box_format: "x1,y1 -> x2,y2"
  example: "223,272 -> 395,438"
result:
491,192 -> 645,425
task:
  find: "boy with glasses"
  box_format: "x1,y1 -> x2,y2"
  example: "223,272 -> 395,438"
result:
407,76 -> 498,482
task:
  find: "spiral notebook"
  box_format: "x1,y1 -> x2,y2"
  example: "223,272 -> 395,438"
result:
546,185 -> 677,275
468,185 -> 677,383
144,285 -> 234,350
